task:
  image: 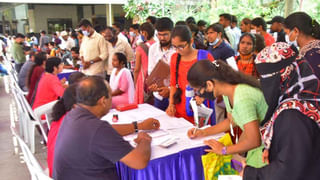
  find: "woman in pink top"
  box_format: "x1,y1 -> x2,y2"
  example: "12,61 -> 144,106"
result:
47,84 -> 77,177
110,52 -> 134,108
32,57 -> 66,110
133,22 -> 156,104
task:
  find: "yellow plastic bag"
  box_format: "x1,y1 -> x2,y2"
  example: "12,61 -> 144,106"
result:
201,134 -> 238,180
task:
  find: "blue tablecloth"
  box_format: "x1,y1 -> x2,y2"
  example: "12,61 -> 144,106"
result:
116,146 -> 208,180
57,71 -> 75,80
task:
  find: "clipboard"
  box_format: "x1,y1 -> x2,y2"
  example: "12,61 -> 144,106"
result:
145,59 -> 170,88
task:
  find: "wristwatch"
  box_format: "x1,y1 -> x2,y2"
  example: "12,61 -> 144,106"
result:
132,121 -> 138,133
90,60 -> 94,64
222,146 -> 227,155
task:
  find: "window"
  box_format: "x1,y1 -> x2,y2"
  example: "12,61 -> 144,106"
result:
47,18 -> 72,34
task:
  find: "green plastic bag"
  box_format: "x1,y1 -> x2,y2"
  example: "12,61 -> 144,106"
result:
201,134 -> 238,180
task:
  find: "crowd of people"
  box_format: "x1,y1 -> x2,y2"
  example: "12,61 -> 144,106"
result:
1,11 -> 320,180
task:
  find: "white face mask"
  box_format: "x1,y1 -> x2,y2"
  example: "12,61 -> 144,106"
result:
250,29 -> 257,34
129,31 -> 136,37
286,31 -> 298,46
82,30 -> 90,36
209,38 -> 220,46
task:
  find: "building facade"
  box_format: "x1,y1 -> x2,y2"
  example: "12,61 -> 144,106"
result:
0,2 -> 128,35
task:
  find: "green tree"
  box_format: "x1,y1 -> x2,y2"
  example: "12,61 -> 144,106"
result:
123,0 -> 319,25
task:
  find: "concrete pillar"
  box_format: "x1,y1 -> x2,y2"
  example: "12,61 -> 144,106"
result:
27,8 -> 36,33
284,0 -> 294,17
106,4 -> 113,26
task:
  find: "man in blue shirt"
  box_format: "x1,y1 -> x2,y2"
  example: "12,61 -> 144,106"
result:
53,76 -> 155,180
206,23 -> 235,61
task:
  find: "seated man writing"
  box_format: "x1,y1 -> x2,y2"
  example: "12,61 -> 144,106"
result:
53,76 -> 160,180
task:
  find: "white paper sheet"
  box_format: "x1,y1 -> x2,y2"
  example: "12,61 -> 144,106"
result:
152,114 -> 193,130
100,103 -> 225,160
123,129 -> 169,142
126,134 -> 177,147
218,175 -> 242,180
226,56 -> 239,71
61,69 -> 77,73
183,132 -> 225,147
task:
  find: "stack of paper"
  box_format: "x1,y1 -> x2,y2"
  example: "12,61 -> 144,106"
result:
124,130 -> 176,147
101,104 -> 165,124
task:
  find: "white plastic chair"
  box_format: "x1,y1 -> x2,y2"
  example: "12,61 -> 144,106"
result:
14,86 -> 48,153
34,100 -> 58,130
11,84 -> 29,142
11,127 -> 53,180
8,69 -> 28,96
20,94 -> 48,153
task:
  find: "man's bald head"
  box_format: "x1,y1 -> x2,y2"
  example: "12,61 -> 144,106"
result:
76,76 -> 109,106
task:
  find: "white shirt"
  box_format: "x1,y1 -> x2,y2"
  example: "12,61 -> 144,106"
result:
60,36 -> 75,51
148,42 -> 176,75
118,33 -> 129,43
154,30 -> 159,43
80,31 -> 108,76
224,26 -> 237,52
106,38 -> 134,75
232,27 -> 241,47
0,40 -> 4,56
148,42 -> 176,100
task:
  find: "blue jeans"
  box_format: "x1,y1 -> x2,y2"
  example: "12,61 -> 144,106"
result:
153,97 -> 169,111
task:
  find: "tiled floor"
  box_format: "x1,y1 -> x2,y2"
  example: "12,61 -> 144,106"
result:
0,77 -> 48,179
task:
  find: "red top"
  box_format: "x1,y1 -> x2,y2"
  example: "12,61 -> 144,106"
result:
264,33 -> 276,47
47,114 -> 65,177
170,51 -> 214,124
26,66 -> 44,104
32,73 -> 65,110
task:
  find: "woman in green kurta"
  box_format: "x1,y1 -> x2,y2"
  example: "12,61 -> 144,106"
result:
187,59 -> 267,168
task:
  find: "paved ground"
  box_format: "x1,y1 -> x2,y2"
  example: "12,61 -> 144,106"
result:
0,76 -> 48,179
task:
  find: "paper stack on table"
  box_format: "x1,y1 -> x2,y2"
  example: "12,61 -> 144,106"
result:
124,129 -> 176,147
101,104 -> 165,124
100,103 -> 225,160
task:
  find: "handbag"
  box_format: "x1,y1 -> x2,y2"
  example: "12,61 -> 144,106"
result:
141,65 -> 153,103
201,134 -> 238,180
139,42 -> 153,103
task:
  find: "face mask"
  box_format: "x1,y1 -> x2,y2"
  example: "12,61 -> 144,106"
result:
209,38 -> 219,46
286,31 -> 297,46
82,30 -> 90,36
198,90 -> 216,101
129,32 -> 136,37
250,29 -> 260,34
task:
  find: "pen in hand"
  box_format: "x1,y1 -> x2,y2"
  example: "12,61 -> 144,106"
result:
193,127 -> 197,136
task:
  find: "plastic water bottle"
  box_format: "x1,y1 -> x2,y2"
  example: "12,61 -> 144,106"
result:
185,85 -> 195,116
79,64 -> 83,72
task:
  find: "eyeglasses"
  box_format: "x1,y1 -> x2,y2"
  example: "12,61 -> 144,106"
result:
172,43 -> 188,51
